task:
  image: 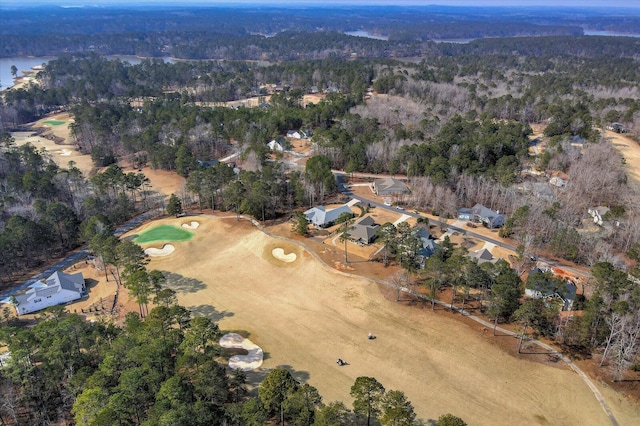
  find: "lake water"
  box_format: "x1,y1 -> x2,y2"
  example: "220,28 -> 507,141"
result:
0,55 -> 175,90
344,30 -> 389,41
0,57 -> 55,90
431,38 -> 474,44
583,30 -> 640,37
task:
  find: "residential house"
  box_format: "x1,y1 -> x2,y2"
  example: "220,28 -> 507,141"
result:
470,204 -> 506,228
606,123 -> 628,133
570,135 -> 587,148
372,177 -> 409,196
12,270 -> 86,315
197,159 -> 219,168
525,269 -> 577,311
413,228 -> 438,264
548,170 -> 569,188
468,248 -> 499,265
287,130 -> 308,139
457,208 -> 472,220
588,206 -> 610,226
350,216 -> 379,245
549,176 -> 567,188
304,205 -> 353,228
267,137 -> 288,152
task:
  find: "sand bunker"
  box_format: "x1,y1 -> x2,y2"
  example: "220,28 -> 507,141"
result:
144,244 -> 175,257
272,248 -> 297,262
219,333 -> 264,371
59,149 -> 72,156
181,221 -> 200,229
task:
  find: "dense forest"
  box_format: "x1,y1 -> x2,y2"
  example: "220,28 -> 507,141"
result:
1,5 -> 639,59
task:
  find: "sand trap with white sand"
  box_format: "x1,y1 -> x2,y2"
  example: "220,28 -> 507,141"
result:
181,221 -> 200,229
272,247 -> 297,262
59,149 -> 72,156
144,244 -> 175,257
219,333 -> 264,371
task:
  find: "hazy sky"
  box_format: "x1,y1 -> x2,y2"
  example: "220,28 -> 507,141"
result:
2,0 -> 638,7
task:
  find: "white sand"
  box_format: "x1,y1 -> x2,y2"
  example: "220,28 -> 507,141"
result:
272,248 -> 297,262
219,333 -> 264,371
144,244 -> 175,257
181,221 -> 200,229
59,149 -> 72,156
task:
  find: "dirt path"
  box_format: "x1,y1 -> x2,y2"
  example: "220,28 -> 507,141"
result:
124,215 -> 640,426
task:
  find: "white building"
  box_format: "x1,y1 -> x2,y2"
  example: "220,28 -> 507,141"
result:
11,270 -> 85,315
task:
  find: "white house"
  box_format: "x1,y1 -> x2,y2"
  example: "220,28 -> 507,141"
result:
304,205 -> 353,228
287,130 -> 309,139
588,206 -> 610,226
11,270 -> 85,315
267,137 -> 287,151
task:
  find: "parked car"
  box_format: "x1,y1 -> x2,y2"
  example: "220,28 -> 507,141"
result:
396,205 -> 404,210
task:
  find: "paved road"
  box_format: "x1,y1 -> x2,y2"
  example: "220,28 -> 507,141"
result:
334,172 -> 589,279
0,211 -> 156,302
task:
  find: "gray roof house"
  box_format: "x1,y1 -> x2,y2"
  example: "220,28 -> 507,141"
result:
373,178 -> 409,196
414,228 -> 438,262
469,248 -> 498,265
471,204 -> 506,228
525,269 -> 577,311
350,216 -> 379,245
12,270 -> 85,315
457,208 -> 472,220
304,205 -> 353,228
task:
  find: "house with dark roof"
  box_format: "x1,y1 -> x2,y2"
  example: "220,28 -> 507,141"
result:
525,269 -> 577,311
197,159 -> 219,168
606,123 -> 628,133
413,228 -> 439,266
11,270 -> 85,315
470,204 -> 506,228
304,205 -> 353,228
372,178 -> 409,196
457,207 -> 472,220
350,216 -> 379,245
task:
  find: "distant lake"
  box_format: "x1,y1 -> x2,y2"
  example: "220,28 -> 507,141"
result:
583,30 -> 640,37
344,30 -> 389,41
431,38 -> 475,44
0,57 -> 54,90
0,55 -> 175,90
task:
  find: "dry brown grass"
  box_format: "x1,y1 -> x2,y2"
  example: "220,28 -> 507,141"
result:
117,214 -> 640,426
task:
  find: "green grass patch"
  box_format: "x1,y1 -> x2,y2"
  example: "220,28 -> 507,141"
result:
42,120 -> 66,126
135,225 -> 193,244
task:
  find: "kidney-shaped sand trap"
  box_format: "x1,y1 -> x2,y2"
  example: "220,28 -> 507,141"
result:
144,244 -> 175,257
219,333 -> 264,371
272,248 -> 297,262
181,221 -> 200,229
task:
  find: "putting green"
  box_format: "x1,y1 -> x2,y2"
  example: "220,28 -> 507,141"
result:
135,225 -> 193,244
42,120 -> 66,126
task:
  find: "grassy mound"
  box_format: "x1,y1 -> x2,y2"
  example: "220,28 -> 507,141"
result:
135,225 -> 193,244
